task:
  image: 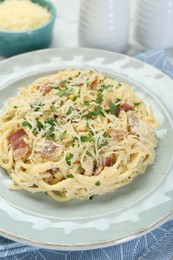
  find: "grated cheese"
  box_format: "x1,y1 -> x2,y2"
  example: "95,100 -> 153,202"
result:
0,0 -> 51,32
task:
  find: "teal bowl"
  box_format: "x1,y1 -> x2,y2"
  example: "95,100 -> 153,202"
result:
0,0 -> 56,57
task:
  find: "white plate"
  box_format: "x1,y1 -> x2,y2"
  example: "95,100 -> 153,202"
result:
0,48 -> 173,250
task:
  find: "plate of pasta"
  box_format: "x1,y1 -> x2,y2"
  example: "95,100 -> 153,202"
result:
0,48 -> 173,250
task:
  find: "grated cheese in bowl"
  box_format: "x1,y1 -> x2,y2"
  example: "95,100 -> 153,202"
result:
0,0 -> 56,56
0,0 -> 51,32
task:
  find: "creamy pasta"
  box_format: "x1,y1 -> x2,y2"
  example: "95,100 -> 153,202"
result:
0,69 -> 159,201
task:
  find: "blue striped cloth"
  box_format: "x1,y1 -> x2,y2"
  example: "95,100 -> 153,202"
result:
1,48 -> 173,260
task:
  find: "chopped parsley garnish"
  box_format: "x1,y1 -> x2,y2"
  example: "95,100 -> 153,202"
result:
134,102 -> 141,107
80,132 -> 94,143
98,89 -> 103,94
103,131 -> 111,138
72,95 -> 79,102
43,127 -> 55,140
85,106 -> 105,119
45,118 -> 57,127
77,164 -> 83,172
42,118 -> 57,139
95,181 -> 101,186
67,173 -> 74,178
35,118 -> 44,131
60,100 -> 64,106
49,81 -> 67,90
65,153 -> 73,166
117,83 -> 122,87
86,150 -> 92,157
22,121 -> 32,128
84,101 -> 90,106
39,118 -> 57,140
86,120 -> 90,128
93,106 -> 105,116
72,90 -> 81,102
106,99 -> 121,115
116,98 -> 122,103
13,106 -> 17,108
71,136 -> 78,147
59,80 -> 67,88
95,95 -> 103,104
57,87 -> 73,97
31,102 -> 44,111
109,101 -> 118,115
66,106 -> 74,115
80,136 -> 89,142
98,84 -> 113,93
99,141 -> 108,149
50,105 -> 57,112
59,130 -> 67,141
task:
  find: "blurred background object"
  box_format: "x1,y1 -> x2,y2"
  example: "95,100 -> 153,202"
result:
1,0 -> 173,63
135,0 -> 173,50
78,0 -> 129,53
0,0 -> 56,57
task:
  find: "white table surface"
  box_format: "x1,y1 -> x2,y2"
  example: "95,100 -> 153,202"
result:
1,0 -> 173,64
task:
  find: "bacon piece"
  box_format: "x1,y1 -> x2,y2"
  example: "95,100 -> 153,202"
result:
103,157 -> 114,167
39,84 -> 51,94
93,157 -> 115,176
38,77 -> 65,94
12,139 -> 27,150
8,129 -> 28,160
8,129 -> 26,143
90,78 -> 98,88
116,103 -> 132,117
13,140 -> 28,160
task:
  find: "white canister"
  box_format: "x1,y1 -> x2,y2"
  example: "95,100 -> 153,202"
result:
135,0 -> 173,49
78,0 -> 129,53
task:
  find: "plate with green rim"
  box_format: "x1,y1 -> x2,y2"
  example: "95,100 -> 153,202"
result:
0,47 -> 173,250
